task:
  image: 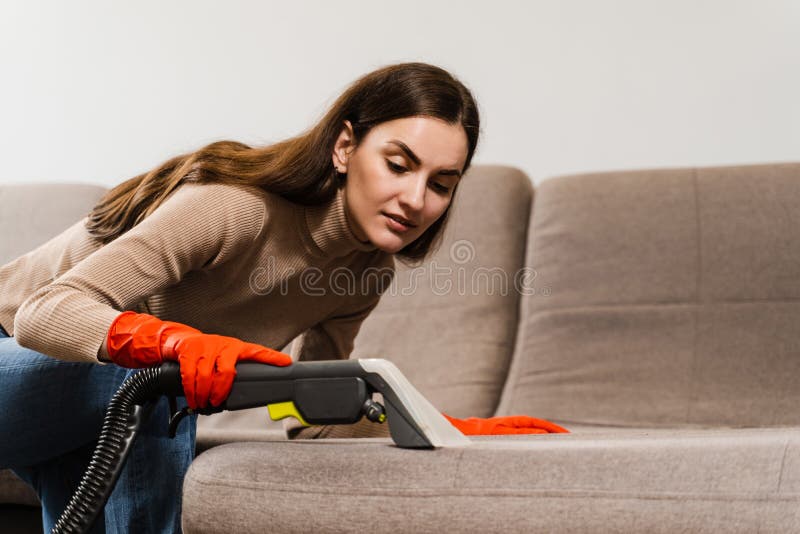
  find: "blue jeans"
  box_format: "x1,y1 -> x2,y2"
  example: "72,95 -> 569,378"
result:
0,324 -> 197,533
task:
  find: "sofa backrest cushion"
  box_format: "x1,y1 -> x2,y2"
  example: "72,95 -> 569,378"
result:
497,162 -> 800,427
352,165 -> 533,417
0,183 -> 108,265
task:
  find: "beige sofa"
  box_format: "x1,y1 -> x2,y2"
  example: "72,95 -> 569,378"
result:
2,161 -> 799,533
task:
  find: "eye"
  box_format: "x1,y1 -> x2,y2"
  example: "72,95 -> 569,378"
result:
386,159 -> 451,194
386,160 -> 408,174
430,182 -> 451,194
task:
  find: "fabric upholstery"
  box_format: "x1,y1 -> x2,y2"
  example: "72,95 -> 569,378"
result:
497,162 -> 800,427
183,428 -> 800,533
0,183 -> 107,265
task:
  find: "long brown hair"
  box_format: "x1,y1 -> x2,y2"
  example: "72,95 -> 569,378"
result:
85,62 -> 480,264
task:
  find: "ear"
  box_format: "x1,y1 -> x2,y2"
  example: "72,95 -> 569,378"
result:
331,120 -> 355,172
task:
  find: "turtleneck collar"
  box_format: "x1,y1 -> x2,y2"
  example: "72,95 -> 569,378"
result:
304,185 -> 378,257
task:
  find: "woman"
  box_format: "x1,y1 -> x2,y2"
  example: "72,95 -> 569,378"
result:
0,61 -> 562,533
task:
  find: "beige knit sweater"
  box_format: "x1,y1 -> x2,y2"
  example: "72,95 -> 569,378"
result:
0,181 -> 395,371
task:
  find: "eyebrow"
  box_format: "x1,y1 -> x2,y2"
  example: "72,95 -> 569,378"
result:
386,140 -> 462,178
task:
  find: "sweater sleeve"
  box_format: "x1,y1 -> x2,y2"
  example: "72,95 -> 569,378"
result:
13,182 -> 266,364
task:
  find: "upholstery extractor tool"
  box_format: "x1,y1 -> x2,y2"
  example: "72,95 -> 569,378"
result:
51,358 -> 470,533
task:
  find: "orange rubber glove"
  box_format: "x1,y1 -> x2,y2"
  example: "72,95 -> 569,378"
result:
442,412 -> 569,435
105,311 -> 293,410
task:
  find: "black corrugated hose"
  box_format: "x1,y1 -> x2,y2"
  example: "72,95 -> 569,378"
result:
51,363 -> 181,534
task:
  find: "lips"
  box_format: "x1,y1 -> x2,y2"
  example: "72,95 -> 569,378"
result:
383,212 -> 417,228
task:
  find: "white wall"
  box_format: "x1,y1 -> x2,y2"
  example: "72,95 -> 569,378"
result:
1,0 -> 798,186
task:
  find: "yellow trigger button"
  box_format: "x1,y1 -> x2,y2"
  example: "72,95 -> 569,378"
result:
268,401 -> 310,427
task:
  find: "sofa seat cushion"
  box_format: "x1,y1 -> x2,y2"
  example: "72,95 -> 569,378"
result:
182,427 -> 800,533
196,407 -> 288,455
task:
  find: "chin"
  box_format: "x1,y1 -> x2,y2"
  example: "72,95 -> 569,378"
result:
373,241 -> 405,254
371,233 -> 408,254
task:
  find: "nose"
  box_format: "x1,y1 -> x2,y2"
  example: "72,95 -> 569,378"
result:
398,173 -> 426,214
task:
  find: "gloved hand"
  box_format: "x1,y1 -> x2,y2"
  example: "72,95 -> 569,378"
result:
105,311 -> 293,410
441,412 -> 569,435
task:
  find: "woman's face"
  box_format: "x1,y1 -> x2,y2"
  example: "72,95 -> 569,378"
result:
333,116 -> 469,254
